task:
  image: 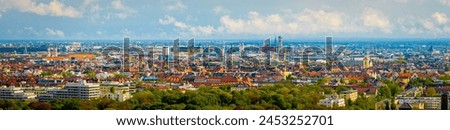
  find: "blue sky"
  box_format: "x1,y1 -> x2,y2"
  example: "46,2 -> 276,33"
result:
0,0 -> 450,40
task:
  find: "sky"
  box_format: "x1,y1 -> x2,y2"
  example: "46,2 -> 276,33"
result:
0,0 -> 450,40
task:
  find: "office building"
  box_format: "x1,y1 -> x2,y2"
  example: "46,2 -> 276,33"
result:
264,38 -> 270,47
38,80 -> 101,101
123,38 -> 130,72
0,87 -> 37,101
188,38 -> 195,66
173,38 -> 180,65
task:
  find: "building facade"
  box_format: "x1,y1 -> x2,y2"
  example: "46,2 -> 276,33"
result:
0,87 -> 37,101
38,80 -> 100,101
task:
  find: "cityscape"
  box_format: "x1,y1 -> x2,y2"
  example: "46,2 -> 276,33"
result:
0,37 -> 449,110
0,0 -> 450,110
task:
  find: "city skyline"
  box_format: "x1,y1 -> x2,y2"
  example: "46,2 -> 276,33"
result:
0,0 -> 449,40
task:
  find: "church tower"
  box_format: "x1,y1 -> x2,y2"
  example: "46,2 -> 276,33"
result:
363,55 -> 373,69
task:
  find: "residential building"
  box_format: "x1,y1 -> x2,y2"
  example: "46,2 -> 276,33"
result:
339,90 -> 358,101
397,97 -> 444,110
102,87 -> 132,102
318,95 -> 345,108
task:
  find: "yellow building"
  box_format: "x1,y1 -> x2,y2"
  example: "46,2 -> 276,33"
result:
339,90 -> 358,101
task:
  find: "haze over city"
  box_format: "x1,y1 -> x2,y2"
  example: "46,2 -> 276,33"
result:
0,0 -> 450,40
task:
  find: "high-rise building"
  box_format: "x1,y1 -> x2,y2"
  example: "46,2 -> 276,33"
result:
274,36 -> 277,47
277,36 -> 283,61
148,46 -> 155,69
239,42 -> 244,56
123,38 -> 130,72
188,38 -> 195,66
326,37 -> 332,54
226,44 -> 233,67
173,38 -> 180,66
162,46 -> 170,67
278,36 -> 283,49
264,38 -> 270,47
429,45 -> 434,52
24,46 -> 28,54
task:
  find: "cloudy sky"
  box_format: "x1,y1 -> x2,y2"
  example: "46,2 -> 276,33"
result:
0,0 -> 450,40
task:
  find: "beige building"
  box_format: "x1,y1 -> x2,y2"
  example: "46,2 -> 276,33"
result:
319,95 -> 345,108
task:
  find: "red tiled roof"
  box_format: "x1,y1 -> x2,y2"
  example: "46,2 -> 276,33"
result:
398,72 -> 413,78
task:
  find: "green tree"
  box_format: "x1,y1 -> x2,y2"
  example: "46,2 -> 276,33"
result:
391,99 -> 397,110
377,86 -> 392,100
324,87 -> 334,94
61,71 -> 72,78
110,87 -> 116,93
426,87 -> 437,97
114,73 -> 127,79
424,78 -> 434,85
40,71 -> 53,77
336,86 -> 350,94
440,75 -> 450,80
28,102 -> 51,110
316,78 -> 326,86
349,79 -> 358,84
85,71 -> 96,79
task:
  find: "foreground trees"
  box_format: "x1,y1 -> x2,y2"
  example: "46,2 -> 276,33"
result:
0,83 -> 376,110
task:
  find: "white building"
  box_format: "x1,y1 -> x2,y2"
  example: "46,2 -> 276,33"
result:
397,97 -> 442,110
178,83 -> 198,91
66,42 -> 81,52
102,87 -> 132,102
0,86 -> 37,101
318,95 -> 345,108
38,80 -> 100,101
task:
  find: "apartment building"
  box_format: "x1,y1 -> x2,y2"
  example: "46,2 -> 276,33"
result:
0,86 -> 37,101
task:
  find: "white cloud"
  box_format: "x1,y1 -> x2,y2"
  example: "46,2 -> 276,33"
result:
361,8 -> 392,33
159,15 -> 219,36
45,28 -> 65,37
421,12 -> 450,34
0,0 -> 81,18
396,16 -> 424,35
440,0 -> 450,6
219,9 -> 359,35
164,1 -> 186,11
422,20 -> 436,30
432,12 -> 448,24
120,28 -> 134,37
185,15 -> 198,22
393,0 -> 409,3
213,6 -> 230,14
159,15 -> 176,25
111,0 -> 136,19
81,0 -> 103,21
23,27 -> 42,36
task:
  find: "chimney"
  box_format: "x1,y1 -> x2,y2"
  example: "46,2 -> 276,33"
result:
442,92 -> 448,110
